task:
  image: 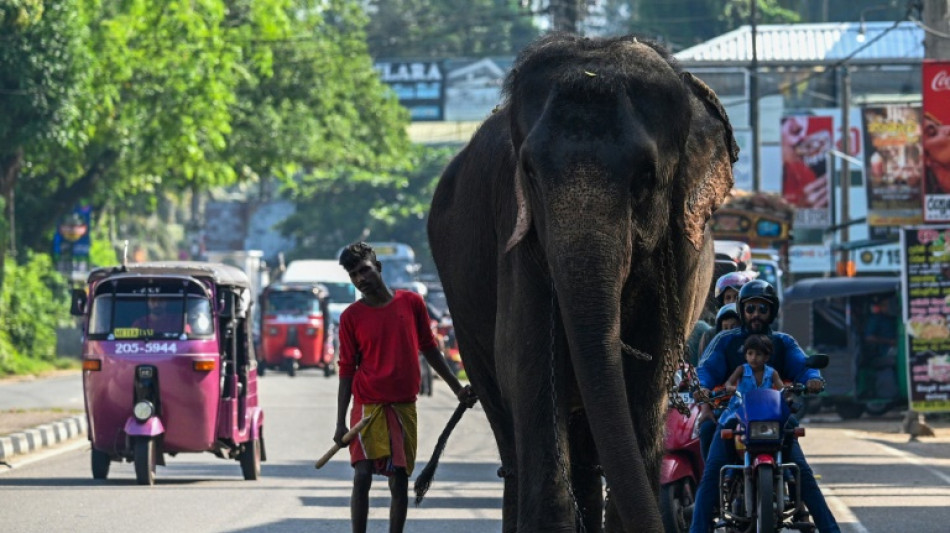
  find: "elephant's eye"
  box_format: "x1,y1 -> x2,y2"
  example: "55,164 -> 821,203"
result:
631,164 -> 656,201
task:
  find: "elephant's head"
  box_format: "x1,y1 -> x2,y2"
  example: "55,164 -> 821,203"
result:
500,33 -> 736,527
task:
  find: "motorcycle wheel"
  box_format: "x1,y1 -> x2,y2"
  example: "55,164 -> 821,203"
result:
756,465 -> 775,533
660,479 -> 695,533
134,438 -> 156,486
91,448 -> 110,480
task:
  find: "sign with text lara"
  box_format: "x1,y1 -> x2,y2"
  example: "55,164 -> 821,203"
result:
922,61 -> 950,222
900,226 -> 950,412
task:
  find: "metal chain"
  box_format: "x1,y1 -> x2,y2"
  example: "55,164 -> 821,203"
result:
661,216 -> 703,416
549,282 -> 587,533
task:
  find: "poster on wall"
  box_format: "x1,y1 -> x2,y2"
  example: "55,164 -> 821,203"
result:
780,115 -> 832,228
923,61 -> 950,221
900,226 -> 950,412
862,104 -> 924,227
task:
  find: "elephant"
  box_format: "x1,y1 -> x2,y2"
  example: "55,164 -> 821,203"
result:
427,33 -> 737,532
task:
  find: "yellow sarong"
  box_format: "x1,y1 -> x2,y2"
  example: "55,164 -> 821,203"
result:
351,402 -> 418,476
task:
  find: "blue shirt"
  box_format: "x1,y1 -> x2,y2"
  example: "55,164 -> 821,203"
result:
698,326 -> 821,390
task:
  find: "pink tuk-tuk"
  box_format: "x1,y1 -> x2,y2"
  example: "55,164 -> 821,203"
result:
71,262 -> 265,485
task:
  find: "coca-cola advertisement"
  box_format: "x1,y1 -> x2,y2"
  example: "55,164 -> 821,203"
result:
781,115 -> 833,228
923,61 -> 950,221
862,104 -> 923,227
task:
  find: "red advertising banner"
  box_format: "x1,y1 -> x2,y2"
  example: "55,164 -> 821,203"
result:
923,60 -> 950,221
862,104 -> 923,227
781,115 -> 832,228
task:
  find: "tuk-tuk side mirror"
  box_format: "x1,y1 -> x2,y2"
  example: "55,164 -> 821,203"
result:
806,353 -> 829,370
70,288 -> 88,316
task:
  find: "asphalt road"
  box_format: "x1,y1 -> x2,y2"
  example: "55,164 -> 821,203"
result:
0,369 -> 502,532
1,369 -> 949,532
0,372 -> 84,411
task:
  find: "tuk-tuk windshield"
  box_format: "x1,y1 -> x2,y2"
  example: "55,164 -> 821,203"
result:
265,290 -> 322,315
88,279 -> 214,340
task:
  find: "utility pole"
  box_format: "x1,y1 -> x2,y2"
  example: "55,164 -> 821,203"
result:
838,66 -> 852,276
924,1 -> 950,59
750,0 -> 761,191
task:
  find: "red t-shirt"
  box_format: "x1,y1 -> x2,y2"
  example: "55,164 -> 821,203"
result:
338,290 -> 438,404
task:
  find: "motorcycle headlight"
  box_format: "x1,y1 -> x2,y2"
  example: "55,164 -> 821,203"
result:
133,400 -> 155,422
749,421 -> 781,439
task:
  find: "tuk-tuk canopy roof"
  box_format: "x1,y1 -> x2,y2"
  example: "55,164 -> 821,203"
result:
783,276 -> 899,304
87,261 -> 251,289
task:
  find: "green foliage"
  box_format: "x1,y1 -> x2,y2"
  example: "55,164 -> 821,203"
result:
0,0 -> 88,158
364,0 -> 539,58
0,252 -> 71,365
280,144 -> 456,269
88,222 -> 117,267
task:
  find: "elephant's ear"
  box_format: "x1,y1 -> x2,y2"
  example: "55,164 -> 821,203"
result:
505,164 -> 532,252
680,72 -> 738,251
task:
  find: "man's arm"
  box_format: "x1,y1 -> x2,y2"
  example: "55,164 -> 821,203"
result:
333,376 -> 353,447
778,334 -> 823,392
421,346 -> 477,406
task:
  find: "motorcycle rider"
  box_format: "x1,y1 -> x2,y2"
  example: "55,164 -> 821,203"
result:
690,280 -> 839,533
696,302 -> 741,458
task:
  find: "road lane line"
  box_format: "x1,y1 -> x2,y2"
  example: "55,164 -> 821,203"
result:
820,486 -> 870,533
844,430 -> 950,485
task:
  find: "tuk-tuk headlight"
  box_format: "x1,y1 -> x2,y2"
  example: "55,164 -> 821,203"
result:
133,400 -> 155,422
305,327 -> 316,336
749,421 -> 781,439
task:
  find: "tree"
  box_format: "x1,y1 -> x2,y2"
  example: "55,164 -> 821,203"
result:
364,0 -> 538,58
0,0 -> 89,281
279,144 -> 455,265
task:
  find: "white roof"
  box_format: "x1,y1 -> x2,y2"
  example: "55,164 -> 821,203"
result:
282,260 -> 350,284
675,21 -> 923,67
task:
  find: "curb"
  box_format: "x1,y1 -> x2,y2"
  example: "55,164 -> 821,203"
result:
0,415 -> 87,461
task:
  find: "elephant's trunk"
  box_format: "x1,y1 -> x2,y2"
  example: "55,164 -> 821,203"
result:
547,228 -> 664,531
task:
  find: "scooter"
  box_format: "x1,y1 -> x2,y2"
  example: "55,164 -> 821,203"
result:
660,389 -> 704,532
660,364 -> 711,532
716,354 -> 828,533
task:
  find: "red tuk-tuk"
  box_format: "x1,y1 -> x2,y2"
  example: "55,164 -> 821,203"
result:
258,281 -> 335,377
72,262 -> 265,485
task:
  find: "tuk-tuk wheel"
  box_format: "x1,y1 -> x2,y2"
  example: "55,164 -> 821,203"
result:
134,438 -> 157,486
241,436 -> 261,480
91,449 -> 110,480
258,362 -> 266,377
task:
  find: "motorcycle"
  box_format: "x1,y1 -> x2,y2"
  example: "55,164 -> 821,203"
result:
715,354 -> 828,533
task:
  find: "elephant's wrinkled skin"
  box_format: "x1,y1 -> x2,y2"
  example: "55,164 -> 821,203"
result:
427,34 -> 737,532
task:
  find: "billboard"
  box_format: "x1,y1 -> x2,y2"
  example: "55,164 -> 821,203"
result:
780,115 -> 833,228
900,226 -> 950,412
862,104 -> 924,227
923,60 -> 950,221
375,60 -> 444,121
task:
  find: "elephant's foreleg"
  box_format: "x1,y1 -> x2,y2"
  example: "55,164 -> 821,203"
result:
498,296 -> 576,531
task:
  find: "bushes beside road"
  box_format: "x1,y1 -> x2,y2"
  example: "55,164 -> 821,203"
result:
0,253 -> 76,377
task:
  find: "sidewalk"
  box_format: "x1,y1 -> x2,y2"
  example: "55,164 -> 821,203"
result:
0,413 -> 87,462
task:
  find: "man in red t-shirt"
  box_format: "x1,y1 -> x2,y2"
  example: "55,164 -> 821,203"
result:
333,241 -> 476,533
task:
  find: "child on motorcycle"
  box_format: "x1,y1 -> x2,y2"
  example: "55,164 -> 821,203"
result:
723,334 -> 784,401
689,280 -> 839,533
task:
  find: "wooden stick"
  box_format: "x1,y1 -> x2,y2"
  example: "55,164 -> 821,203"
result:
314,416 -> 372,469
